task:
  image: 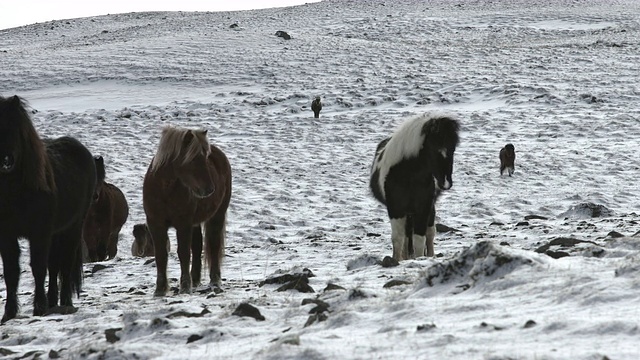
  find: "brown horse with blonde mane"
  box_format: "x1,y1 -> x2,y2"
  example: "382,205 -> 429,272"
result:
143,126 -> 232,296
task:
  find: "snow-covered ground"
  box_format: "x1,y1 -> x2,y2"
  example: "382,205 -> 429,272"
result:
1,0 -> 640,358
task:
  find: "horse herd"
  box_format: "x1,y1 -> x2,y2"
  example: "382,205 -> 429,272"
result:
0,94 -> 515,323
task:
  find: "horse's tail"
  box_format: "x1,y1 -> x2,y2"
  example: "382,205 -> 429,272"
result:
72,237 -> 84,297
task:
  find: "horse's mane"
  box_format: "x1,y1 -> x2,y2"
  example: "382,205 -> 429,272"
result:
374,112 -> 459,172
150,126 -> 210,173
0,95 -> 55,192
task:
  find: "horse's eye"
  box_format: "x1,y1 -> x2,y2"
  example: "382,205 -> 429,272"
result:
1,154 -> 15,173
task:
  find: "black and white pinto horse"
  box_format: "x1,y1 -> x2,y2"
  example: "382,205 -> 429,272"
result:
370,113 -> 460,260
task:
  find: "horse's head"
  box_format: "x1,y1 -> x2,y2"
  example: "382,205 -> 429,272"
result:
176,129 -> 215,198
132,223 -> 149,257
93,155 -> 106,201
0,96 -> 25,175
423,116 -> 460,191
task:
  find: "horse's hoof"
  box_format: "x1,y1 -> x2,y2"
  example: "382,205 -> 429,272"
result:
153,289 -> 167,297
45,305 -> 78,315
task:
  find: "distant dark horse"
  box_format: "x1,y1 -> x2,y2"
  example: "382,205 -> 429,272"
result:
370,113 -> 459,260
311,96 -> 322,118
143,127 -> 232,295
0,95 -> 96,322
131,223 -> 171,257
500,143 -> 516,176
82,156 -> 129,262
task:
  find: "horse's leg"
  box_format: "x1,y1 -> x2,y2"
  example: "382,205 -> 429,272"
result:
204,213 -> 226,288
0,238 -> 21,322
389,217 -> 407,261
56,222 -> 84,308
412,212 -> 427,260
148,222 -> 170,296
107,229 -> 120,259
30,235 -> 51,316
47,237 -> 61,308
175,224 -> 194,294
191,225 -> 203,287
425,205 -> 437,257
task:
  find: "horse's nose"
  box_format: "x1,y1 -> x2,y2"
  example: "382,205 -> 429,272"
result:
201,186 -> 215,197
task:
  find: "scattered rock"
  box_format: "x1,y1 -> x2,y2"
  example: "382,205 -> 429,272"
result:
558,202 -> 613,219
606,231 -> 625,238
232,303 -> 265,321
46,306 -> 78,315
381,256 -> 399,268
535,237 -> 602,259
383,279 -> 412,288
524,320 -> 537,329
436,223 -> 459,233
275,30 -> 291,40
516,221 -> 530,227
420,241 -> 537,291
489,221 -> 504,226
480,321 -> 504,331
346,254 -> 381,270
167,308 -> 211,318
0,348 -> 16,356
301,299 -> 330,314
304,313 -> 328,327
417,323 -> 437,332
229,23 -> 239,29
323,283 -> 346,292
92,264 -> 109,273
105,328 -> 121,343
260,268 -> 315,286
524,215 -> 548,221
187,334 -> 203,343
366,232 -> 381,237
48,349 -> 61,359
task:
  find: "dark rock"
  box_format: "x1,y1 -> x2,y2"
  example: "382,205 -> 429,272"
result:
167,308 -> 211,318
559,202 -> 613,219
92,264 -> 109,273
276,278 -> 315,293
187,334 -> 203,343
301,299 -> 330,314
524,320 -> 537,328
417,323 -> 437,332
304,313 -> 328,327
383,279 -> 411,288
323,283 -> 346,292
516,221 -> 530,227
232,303 -> 265,321
489,221 -> 504,226
607,231 -> 625,238
260,268 -> 315,286
229,23 -> 239,28
49,349 -> 61,359
105,328 -> 122,343
275,31 -> 291,40
499,242 -> 511,246
436,223 -> 459,233
535,237 -> 601,259
366,232 -> 381,237
381,256 -> 399,268
524,215 -> 548,221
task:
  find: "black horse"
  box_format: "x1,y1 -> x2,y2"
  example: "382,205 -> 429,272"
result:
370,113 -> 459,260
0,95 -> 96,322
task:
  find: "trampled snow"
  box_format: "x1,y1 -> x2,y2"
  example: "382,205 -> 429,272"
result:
1,0 -> 640,359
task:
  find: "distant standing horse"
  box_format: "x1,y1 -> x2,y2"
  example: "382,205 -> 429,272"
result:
82,155 -> 129,262
370,113 -> 460,260
143,127 -> 232,295
0,95 -> 96,322
499,143 -> 516,176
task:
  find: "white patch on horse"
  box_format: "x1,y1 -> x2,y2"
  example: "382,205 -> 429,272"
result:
412,234 -> 426,259
390,217 -> 407,261
425,225 -> 436,257
439,148 -> 448,158
374,112 -> 447,199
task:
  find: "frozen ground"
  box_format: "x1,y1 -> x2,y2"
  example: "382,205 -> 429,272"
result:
1,0 -> 640,359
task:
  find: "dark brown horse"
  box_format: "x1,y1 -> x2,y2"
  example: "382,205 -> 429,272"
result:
500,143 -> 516,176
131,223 -> 171,257
0,95 -> 96,322
143,127 -> 232,296
82,156 -> 129,262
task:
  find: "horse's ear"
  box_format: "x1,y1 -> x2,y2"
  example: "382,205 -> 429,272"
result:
199,130 -> 208,137
10,95 -> 22,107
94,155 -> 104,164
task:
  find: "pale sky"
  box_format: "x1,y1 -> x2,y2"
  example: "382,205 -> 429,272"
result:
0,0 -> 320,30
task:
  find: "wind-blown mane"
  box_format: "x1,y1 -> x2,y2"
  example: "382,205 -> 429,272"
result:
150,127 -> 211,173
372,112 -> 459,200
0,96 -> 55,192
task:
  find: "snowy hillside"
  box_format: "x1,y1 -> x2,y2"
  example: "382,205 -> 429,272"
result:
1,0 -> 640,358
